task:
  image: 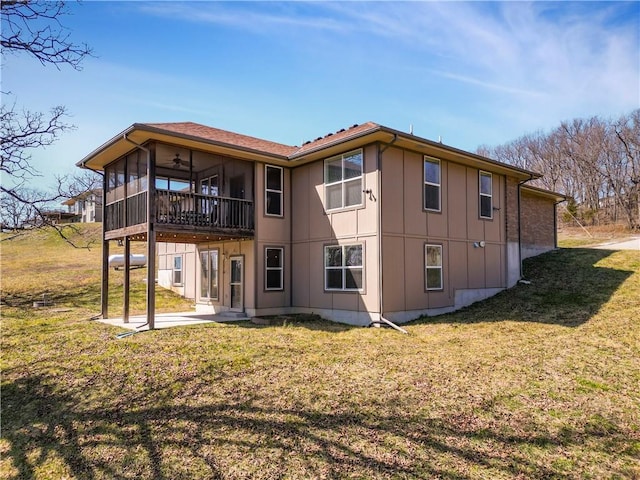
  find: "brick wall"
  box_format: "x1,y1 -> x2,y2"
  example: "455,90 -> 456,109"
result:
505,176 -> 520,243
521,190 -> 556,258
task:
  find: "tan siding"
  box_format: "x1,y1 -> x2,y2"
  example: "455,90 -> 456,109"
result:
184,251 -> 196,299
484,243 -> 503,288
404,237 -> 426,311
328,210 -> 358,237
466,168 -> 484,240
332,291 -> 359,311
290,145 -> 380,314
308,162 -> 332,240
382,147 -> 405,234
256,243 -> 288,309
447,163 -> 467,239
403,150 -> 426,236
467,242 -> 485,289
292,243 -> 310,307
448,240 -> 468,296
291,167 -> 309,242
308,241 -> 328,309
382,235 -> 405,312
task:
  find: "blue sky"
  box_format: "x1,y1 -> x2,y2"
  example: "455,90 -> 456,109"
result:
2,1 -> 639,188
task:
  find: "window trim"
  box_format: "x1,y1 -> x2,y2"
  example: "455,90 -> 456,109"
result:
425,244 -> 443,291
172,255 -> 183,286
423,156 -> 442,212
479,171 -> 493,219
265,165 -> 283,217
324,149 -> 364,212
199,249 -> 219,301
324,243 -> 365,292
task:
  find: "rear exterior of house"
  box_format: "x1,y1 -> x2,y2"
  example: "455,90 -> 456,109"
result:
78,121 -> 564,327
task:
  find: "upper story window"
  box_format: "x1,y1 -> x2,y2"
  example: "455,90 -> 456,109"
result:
479,171 -> 493,219
265,165 -> 283,216
324,149 -> 363,211
424,157 -> 441,211
325,244 -> 363,291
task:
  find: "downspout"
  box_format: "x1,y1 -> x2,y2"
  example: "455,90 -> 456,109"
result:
553,197 -> 567,249
374,135 -> 407,334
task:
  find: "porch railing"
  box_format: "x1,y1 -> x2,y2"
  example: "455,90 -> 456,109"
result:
104,190 -> 254,232
155,190 -> 254,231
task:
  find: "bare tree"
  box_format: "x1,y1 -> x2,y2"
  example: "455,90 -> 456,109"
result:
479,110 -> 640,230
1,1 -> 91,70
0,187 -> 40,230
1,0 -> 94,242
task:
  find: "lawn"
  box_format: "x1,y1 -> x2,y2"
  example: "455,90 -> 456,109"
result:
1,226 -> 639,479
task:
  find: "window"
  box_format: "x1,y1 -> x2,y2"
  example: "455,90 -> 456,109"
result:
200,250 -> 219,300
200,175 -> 219,196
325,244 -> 363,291
200,175 -> 219,214
173,255 -> 183,286
324,150 -> 363,210
479,171 -> 493,219
424,157 -> 441,211
155,176 -> 193,192
425,244 -> 443,290
265,247 -> 283,290
265,165 -> 283,216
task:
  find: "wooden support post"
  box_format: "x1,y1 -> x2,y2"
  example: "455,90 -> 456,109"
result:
101,239 -> 109,319
147,143 -> 156,330
101,172 -> 109,319
123,236 -> 130,324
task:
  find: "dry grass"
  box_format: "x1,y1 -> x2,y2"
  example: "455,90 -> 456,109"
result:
1,226 -> 639,479
558,224 -> 636,248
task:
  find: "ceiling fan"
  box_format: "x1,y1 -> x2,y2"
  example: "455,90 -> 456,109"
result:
172,153 -> 189,169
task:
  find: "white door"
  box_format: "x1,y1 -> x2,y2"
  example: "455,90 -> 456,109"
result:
230,256 -> 243,311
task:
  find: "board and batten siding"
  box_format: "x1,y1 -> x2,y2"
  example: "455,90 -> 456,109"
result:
291,144 -> 381,324
380,146 -> 506,320
253,162 -> 292,312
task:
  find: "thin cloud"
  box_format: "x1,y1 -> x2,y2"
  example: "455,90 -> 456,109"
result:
136,2 -> 347,33
431,70 -> 546,98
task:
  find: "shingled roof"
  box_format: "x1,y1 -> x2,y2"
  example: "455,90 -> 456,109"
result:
143,122 -> 298,157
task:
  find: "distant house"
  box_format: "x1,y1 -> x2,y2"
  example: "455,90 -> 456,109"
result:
77,122 -> 565,327
62,190 -> 103,223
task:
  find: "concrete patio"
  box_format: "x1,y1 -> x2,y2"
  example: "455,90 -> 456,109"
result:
97,311 -> 251,332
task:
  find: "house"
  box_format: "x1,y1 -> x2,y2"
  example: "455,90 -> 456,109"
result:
62,189 -> 103,223
77,121 -> 565,328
